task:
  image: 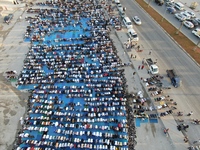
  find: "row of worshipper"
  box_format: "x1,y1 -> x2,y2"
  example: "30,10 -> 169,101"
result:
16,0 -> 129,150
18,56 -> 124,85
24,2 -> 108,40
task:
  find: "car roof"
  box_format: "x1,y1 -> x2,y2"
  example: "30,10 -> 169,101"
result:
128,28 -> 136,32
175,2 -> 184,6
185,10 -> 194,14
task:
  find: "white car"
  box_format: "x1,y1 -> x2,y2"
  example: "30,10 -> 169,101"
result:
165,2 -> 175,7
192,28 -> 200,38
132,16 -> 142,25
180,12 -> 191,20
175,13 -> 186,21
117,4 -> 123,11
195,18 -> 200,24
185,10 -> 195,18
127,28 -> 139,41
183,21 -> 194,29
115,0 -> 120,4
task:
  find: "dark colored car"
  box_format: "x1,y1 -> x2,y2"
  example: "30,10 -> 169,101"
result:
188,19 -> 199,26
155,0 -> 164,6
166,7 -> 176,14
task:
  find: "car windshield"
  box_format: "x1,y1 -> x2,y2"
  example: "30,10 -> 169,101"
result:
132,34 -> 137,38
127,22 -> 132,25
136,18 -> 140,21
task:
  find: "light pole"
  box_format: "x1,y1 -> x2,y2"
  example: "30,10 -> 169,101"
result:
148,0 -> 152,8
193,40 -> 200,51
161,8 -> 167,22
176,21 -> 184,35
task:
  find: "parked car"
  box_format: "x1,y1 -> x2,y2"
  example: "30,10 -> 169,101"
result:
115,0 -> 120,5
155,0 -> 164,6
192,28 -> 200,38
180,11 -> 191,20
175,13 -> 186,21
188,19 -> 199,26
183,21 -> 194,29
174,2 -> 184,11
117,3 -> 123,11
165,2 -> 175,7
119,9 -> 125,18
165,0 -> 174,2
166,7 -> 176,14
184,10 -> 195,18
127,28 -> 139,42
132,16 -> 142,25
194,18 -> 200,24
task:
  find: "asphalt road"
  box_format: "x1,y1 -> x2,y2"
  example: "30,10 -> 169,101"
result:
121,0 -> 200,144
145,0 -> 200,45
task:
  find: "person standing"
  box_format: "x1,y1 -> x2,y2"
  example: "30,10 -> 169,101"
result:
137,45 -> 140,51
149,51 -> 152,55
138,65 -> 140,70
131,54 -> 133,58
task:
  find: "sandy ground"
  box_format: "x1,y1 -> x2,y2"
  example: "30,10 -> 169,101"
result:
0,1 -> 35,150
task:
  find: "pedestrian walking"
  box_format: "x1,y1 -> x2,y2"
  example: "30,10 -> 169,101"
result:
149,51 -> 152,55
138,65 -> 140,70
134,55 -> 137,59
164,128 -> 169,135
131,54 -> 133,58
133,72 -> 136,75
141,65 -> 144,70
142,58 -> 145,64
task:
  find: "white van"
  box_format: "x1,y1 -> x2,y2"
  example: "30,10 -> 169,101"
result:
119,8 -> 125,18
174,2 -> 184,10
127,28 -> 139,42
123,17 -> 132,29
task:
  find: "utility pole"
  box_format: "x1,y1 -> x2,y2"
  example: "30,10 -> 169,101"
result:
176,21 -> 184,35
148,0 -> 152,8
161,8 -> 167,22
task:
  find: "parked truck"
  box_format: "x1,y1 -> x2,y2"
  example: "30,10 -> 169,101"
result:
146,58 -> 159,74
166,69 -> 180,88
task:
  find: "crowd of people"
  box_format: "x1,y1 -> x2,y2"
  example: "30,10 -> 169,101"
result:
15,0 -> 135,149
